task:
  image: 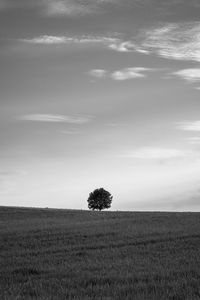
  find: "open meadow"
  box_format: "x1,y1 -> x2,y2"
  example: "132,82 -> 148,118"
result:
0,206 -> 200,300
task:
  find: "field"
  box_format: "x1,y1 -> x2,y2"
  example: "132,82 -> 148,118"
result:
0,206 -> 200,300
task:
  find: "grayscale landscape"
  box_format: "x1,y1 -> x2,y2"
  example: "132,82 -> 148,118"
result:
1,0 -> 200,299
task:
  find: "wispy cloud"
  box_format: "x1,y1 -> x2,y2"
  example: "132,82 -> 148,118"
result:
111,67 -> 150,80
42,0 -> 119,16
119,147 -> 187,160
177,121 -> 200,131
18,114 -> 92,124
0,0 -> 121,16
88,69 -> 107,78
172,69 -> 200,83
89,67 -> 152,80
109,41 -> 150,54
21,35 -> 118,46
105,22 -> 200,62
22,24 -> 200,65
76,21 -> 199,62
22,35 -> 68,44
141,22 -> 200,62
42,0 -> 90,16
0,0 -> 118,15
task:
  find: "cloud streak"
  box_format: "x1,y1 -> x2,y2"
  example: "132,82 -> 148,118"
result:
89,69 -> 107,78
22,35 -> 68,45
172,69 -> 200,83
22,35 -> 118,46
89,67 -> 152,80
42,0 -> 121,16
18,114 -> 92,124
177,121 -> 200,131
111,67 -> 150,80
42,0 -> 91,16
109,41 -> 150,54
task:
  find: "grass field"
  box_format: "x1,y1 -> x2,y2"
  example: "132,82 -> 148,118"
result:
0,206 -> 200,300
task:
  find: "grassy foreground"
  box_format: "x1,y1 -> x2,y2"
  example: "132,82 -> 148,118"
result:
0,206 -> 200,300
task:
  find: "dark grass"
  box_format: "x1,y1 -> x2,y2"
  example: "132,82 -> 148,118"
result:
0,206 -> 200,299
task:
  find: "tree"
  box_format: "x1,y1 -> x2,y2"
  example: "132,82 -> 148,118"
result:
87,188 -> 113,211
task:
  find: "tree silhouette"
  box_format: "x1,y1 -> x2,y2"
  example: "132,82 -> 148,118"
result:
87,188 -> 113,211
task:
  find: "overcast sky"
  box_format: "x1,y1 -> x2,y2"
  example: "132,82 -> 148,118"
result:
1,0 -> 200,210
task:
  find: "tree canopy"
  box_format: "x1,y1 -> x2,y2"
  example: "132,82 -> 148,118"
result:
87,188 -> 113,211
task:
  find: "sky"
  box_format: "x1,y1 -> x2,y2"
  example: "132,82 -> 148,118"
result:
1,0 -> 200,211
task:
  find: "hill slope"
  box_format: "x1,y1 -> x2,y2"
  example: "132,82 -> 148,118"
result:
0,206 -> 200,300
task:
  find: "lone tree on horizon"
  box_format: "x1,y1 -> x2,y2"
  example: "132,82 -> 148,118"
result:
87,188 -> 113,211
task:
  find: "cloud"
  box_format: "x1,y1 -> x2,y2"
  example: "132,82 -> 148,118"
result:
111,67 -> 150,80
46,22 -> 196,62
22,35 -> 68,44
141,22 -> 200,62
0,0 -> 120,16
0,0 -> 88,15
17,114 -> 92,124
27,22 -> 197,62
177,121 -> 200,131
109,41 -> 138,52
1,0 -> 200,19
79,21 -> 200,63
89,67 -> 152,80
42,0 -> 91,16
22,35 -> 118,46
42,0 -> 120,16
88,69 -> 107,78
119,147 -> 187,160
172,69 -> 200,83
99,22 -> 200,62
109,41 -> 150,54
